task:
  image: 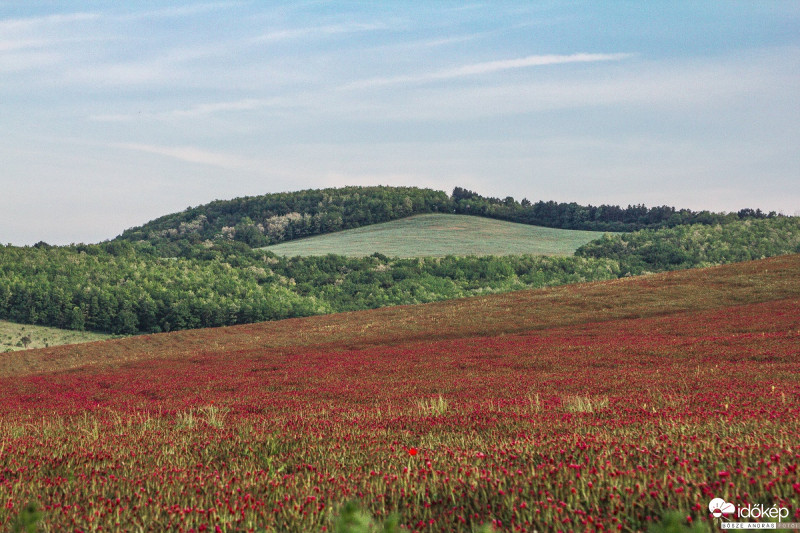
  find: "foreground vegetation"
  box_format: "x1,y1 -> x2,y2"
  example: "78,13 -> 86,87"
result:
264,214 -> 603,257
1,255 -> 797,531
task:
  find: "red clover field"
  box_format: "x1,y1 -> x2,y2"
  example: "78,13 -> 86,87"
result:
1,255 -> 798,532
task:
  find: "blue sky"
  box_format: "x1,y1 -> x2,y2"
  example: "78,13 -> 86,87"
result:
2,1 -> 799,245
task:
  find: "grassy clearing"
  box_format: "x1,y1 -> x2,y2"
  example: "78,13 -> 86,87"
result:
263,214 -> 606,257
0,320 -> 118,353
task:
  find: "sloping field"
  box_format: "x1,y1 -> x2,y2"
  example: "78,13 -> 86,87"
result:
3,253 -> 798,379
1,255 -> 798,531
263,213 -> 605,257
0,320 -> 117,353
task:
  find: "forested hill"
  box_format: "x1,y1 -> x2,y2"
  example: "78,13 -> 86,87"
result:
115,185 -> 780,256
3,217 -> 798,335
449,188 -> 781,232
117,186 -> 450,255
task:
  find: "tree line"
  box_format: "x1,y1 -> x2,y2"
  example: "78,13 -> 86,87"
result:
575,217 -> 800,275
3,216 -> 798,335
451,187 -> 781,232
115,186 -> 780,256
0,241 -> 619,335
118,186 -> 451,255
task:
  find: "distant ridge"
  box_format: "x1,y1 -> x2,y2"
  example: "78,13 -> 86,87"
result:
116,186 -> 450,254
114,185 -> 780,256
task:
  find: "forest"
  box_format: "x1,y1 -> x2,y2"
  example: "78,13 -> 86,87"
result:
0,242 -> 618,335
117,186 -> 452,255
115,186 -> 780,255
450,187 -> 780,231
575,217 -> 800,274
2,213 -> 799,335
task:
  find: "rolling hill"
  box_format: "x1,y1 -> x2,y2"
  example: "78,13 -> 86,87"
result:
1,255 -> 798,531
115,186 -> 451,252
262,213 -> 606,257
113,185 -> 773,256
3,216 -> 798,337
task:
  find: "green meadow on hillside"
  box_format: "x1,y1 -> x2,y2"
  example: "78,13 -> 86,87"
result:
263,214 -> 606,257
0,320 -> 118,353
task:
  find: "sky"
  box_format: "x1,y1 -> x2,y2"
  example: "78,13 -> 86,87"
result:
2,2 -> 799,245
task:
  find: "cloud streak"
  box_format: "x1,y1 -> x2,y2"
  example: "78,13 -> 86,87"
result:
0,12 -> 101,73
0,38 -> 53,52
346,53 -> 632,89
0,12 -> 99,32
254,22 -> 388,43
116,2 -> 237,21
111,142 -> 260,171
90,97 -> 299,121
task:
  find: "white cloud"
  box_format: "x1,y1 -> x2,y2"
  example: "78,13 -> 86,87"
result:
0,38 -> 52,52
330,47 -> 800,121
414,35 -> 484,48
172,99 -> 269,116
361,32 -> 488,56
0,49 -> 62,73
254,22 -> 388,43
90,98 -> 288,121
58,40 -> 239,88
345,53 -> 632,89
116,3 -> 237,21
111,142 -> 260,171
441,53 -> 632,77
0,12 -> 101,73
0,12 -> 99,32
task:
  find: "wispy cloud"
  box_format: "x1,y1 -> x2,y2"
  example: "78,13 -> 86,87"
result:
366,32 -> 487,55
116,2 -> 237,21
0,12 -> 100,63
58,39 -> 241,88
254,22 -> 387,43
345,53 -> 632,89
111,142 -> 259,171
0,49 -> 62,73
0,38 -> 52,52
170,98 -> 272,116
90,97 -> 298,121
414,35 -> 484,48
0,12 -> 99,32
315,47 -> 800,124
